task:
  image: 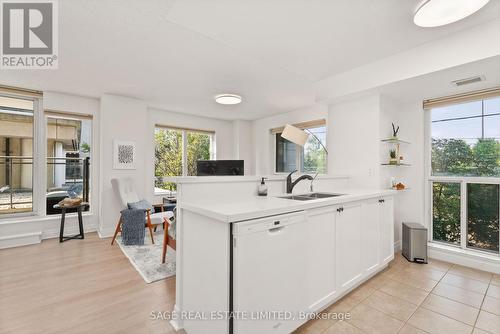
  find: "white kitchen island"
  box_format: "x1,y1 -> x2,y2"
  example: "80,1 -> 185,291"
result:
171,178 -> 395,334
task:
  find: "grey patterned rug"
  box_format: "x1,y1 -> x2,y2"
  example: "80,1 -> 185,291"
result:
117,232 -> 176,283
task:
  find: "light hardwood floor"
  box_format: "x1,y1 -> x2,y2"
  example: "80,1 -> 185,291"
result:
0,233 -> 177,334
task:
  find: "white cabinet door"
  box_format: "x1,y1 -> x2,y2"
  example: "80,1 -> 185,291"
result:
233,212 -> 308,334
361,199 -> 380,275
335,203 -> 363,293
379,197 -> 395,265
306,207 -> 336,311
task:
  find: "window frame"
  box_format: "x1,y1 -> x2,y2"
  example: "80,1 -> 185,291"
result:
154,125 -> 216,193
272,122 -> 328,175
425,96 -> 500,256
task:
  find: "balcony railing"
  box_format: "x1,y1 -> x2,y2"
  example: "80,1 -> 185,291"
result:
0,156 -> 90,215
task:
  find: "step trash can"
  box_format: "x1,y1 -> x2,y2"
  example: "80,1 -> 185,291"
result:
402,222 -> 428,264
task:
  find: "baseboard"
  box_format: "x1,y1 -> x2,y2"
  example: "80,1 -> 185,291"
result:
169,304 -> 183,331
98,226 -> 115,239
394,240 -> 401,252
0,232 -> 42,249
428,243 -> 500,275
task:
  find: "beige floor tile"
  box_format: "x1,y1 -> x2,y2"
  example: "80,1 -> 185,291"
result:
476,310 -> 500,334
347,303 -> 403,334
449,265 -> 493,283
390,271 -> 439,292
295,316 -> 336,334
323,321 -> 364,334
408,307 -> 473,334
362,273 -> 389,290
398,324 -> 429,334
492,274 -> 500,287
363,290 -> 418,321
327,295 -> 361,314
426,258 -> 453,272
482,296 -> 500,316
348,284 -> 376,302
472,328 -> 491,334
487,285 -> 500,299
379,279 -> 429,305
421,294 -> 479,326
432,282 -> 484,308
442,273 -> 489,294
403,266 -> 447,281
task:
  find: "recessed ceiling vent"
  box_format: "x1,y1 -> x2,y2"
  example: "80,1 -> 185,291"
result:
451,75 -> 485,87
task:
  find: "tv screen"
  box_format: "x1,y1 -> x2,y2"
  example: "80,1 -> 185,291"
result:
196,160 -> 244,176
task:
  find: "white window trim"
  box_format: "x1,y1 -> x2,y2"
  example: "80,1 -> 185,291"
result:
154,126 -> 216,194
424,108 -> 500,258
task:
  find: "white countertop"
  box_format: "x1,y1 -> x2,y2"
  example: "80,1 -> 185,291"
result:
179,189 -> 396,223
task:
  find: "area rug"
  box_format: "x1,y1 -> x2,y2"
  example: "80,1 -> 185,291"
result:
117,232 -> 176,283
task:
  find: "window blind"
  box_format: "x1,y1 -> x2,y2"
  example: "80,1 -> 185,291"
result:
155,124 -> 215,135
423,86 -> 500,109
270,118 -> 326,134
0,85 -> 42,98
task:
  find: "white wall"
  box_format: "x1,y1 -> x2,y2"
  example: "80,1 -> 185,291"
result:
232,120 -> 254,175
0,92 -> 100,249
252,104 -> 328,175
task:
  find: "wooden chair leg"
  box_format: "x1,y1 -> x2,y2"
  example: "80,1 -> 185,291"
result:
162,219 -> 168,264
148,224 -> 155,244
111,217 -> 122,245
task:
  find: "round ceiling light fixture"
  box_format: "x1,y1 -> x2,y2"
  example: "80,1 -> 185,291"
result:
214,94 -> 242,105
413,0 -> 490,28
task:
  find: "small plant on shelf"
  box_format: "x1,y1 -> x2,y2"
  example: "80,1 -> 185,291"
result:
389,149 -> 398,165
391,123 -> 400,139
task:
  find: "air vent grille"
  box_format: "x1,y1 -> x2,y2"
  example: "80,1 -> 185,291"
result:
451,76 -> 484,87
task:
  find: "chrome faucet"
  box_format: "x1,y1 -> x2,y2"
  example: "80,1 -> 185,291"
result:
310,172 -> 319,192
286,170 -> 314,194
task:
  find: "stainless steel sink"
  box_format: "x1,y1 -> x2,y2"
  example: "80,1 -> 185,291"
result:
278,192 -> 345,201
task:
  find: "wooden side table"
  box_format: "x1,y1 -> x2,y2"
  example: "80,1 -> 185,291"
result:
53,202 -> 89,243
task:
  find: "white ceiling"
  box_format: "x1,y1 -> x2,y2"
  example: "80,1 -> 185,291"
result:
1,0 -> 500,120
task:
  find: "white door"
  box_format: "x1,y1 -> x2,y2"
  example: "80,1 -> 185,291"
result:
361,199 -> 380,275
335,203 -> 363,293
306,207 -> 336,311
233,212 -> 308,334
379,197 -> 395,264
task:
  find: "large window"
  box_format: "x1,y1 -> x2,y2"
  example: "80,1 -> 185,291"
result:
154,126 -> 215,192
46,113 -> 92,215
0,95 -> 35,214
429,95 -> 500,254
275,122 -> 327,174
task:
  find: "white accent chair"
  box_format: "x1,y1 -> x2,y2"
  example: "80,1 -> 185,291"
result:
110,178 -> 174,245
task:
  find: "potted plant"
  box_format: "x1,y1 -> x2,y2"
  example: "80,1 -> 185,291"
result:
389,149 -> 398,165
391,123 -> 399,139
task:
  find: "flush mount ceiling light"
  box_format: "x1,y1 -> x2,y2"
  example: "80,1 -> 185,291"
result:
414,0 -> 490,27
214,94 -> 242,105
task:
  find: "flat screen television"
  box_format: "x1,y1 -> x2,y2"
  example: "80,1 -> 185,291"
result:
196,160 -> 244,176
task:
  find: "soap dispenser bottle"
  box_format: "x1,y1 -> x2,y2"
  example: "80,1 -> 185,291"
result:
258,177 -> 268,196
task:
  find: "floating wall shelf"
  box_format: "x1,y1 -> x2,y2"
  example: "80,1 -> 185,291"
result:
381,163 -> 412,166
381,138 -> 410,145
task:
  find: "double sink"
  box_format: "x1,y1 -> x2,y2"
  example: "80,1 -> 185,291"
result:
278,192 -> 345,201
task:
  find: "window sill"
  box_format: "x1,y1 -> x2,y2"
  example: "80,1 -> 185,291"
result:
0,211 -> 94,226
428,242 -> 500,263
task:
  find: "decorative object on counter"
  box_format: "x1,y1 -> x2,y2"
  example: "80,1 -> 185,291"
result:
113,140 -> 136,169
389,176 -> 396,189
67,183 -> 83,198
391,122 -> 400,139
394,182 -> 406,191
389,149 -> 398,165
116,231 -> 176,283
257,177 -> 268,196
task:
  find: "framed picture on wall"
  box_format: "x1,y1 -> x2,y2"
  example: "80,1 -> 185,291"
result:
113,140 -> 136,169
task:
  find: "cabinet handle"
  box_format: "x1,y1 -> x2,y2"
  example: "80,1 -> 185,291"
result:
378,199 -> 385,203
337,207 -> 344,213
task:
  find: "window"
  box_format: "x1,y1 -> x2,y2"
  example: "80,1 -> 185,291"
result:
154,126 -> 215,192
428,94 -> 500,254
274,121 -> 327,174
46,113 -> 92,215
0,95 -> 35,214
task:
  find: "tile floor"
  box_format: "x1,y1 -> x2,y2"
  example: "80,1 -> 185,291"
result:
295,254 -> 500,334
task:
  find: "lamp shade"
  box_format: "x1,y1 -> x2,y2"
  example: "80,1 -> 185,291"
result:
281,124 -> 309,146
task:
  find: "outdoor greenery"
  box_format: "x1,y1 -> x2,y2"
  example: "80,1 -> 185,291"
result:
302,134 -> 327,174
432,138 -> 500,252
154,128 -> 211,191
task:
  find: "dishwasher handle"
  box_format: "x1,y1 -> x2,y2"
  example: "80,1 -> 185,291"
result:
268,225 -> 285,234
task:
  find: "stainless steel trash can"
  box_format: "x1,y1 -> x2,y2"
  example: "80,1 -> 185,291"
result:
402,222 -> 428,264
